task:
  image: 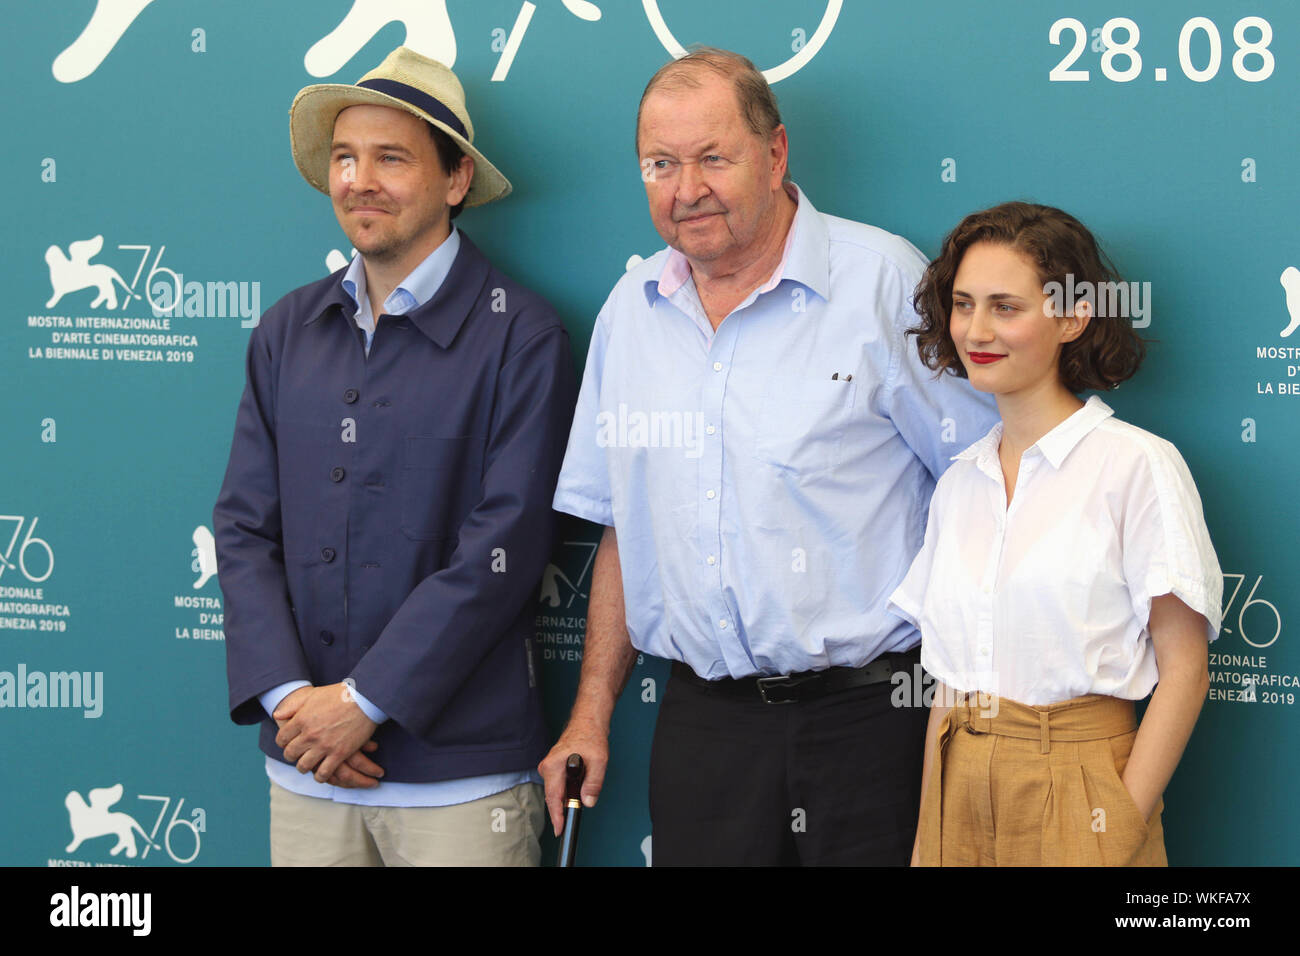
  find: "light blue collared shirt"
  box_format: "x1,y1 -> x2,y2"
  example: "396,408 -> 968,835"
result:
262,227 -> 538,805
553,186 -> 999,679
341,227 -> 461,355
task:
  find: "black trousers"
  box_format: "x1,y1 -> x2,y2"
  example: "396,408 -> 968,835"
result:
649,661 -> 928,866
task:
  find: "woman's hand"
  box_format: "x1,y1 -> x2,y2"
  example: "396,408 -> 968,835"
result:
1123,593 -> 1210,821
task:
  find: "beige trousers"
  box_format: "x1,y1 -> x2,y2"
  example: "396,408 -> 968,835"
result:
917,694 -> 1167,866
269,780 -> 545,866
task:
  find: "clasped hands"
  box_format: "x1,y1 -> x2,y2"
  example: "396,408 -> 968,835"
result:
273,684 -> 384,788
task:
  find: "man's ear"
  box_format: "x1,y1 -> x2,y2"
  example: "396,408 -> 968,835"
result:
447,154 -> 475,207
1061,296 -> 1092,343
768,124 -> 789,189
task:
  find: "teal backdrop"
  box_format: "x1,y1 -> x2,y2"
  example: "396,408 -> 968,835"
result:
1,0 -> 1296,866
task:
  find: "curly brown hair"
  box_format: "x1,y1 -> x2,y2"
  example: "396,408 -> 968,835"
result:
909,202 -> 1146,393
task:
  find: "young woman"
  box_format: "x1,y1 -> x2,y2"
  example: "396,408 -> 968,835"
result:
890,202 -> 1221,866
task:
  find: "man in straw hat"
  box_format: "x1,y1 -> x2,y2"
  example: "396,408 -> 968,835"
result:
541,47 -> 997,865
215,47 -> 575,866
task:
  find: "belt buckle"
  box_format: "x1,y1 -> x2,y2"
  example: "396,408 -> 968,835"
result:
756,673 -> 814,704
956,698 -> 984,734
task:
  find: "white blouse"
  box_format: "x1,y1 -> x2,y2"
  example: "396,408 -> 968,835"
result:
889,397 -> 1221,706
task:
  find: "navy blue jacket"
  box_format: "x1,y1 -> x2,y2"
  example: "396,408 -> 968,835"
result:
214,233 -> 576,782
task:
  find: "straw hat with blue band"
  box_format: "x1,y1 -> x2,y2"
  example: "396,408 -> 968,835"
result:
289,46 -> 512,207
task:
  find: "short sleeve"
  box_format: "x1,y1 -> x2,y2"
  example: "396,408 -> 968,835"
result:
1121,439 -> 1222,642
888,470 -> 980,693
552,303 -> 615,526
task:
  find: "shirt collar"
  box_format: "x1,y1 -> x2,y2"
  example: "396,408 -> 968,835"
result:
306,227 -> 488,350
953,420 -> 1003,468
643,183 -> 831,306
1034,395 -> 1115,468
341,226 -> 461,316
953,395 -> 1115,471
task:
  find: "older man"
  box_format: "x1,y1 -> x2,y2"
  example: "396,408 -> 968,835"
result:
541,48 -> 996,865
215,47 -> 575,866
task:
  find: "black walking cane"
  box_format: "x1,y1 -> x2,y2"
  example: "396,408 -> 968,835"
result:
556,754 -> 586,867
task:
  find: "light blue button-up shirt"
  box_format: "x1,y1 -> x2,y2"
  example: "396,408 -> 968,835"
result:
553,186 -> 998,679
262,227 -> 538,805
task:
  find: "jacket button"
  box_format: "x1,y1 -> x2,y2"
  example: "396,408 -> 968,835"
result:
321,547 -> 336,563
330,467 -> 345,482
320,630 -> 335,646
343,388 -> 359,404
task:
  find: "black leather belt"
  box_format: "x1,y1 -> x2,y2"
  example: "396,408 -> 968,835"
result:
670,647 -> 920,705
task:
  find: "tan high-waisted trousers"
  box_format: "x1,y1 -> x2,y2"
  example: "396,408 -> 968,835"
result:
916,693 -> 1167,866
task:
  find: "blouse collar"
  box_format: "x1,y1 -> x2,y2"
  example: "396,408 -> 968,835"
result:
954,395 -> 1115,472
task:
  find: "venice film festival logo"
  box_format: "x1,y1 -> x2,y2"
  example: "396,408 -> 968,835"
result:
51,0 -> 841,86
61,783 -> 205,864
1281,266 -> 1299,337
173,525 -> 223,644
41,235 -> 260,326
191,526 -> 217,590
1255,264 -> 1300,397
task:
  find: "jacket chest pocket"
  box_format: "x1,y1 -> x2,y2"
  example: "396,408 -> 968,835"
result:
400,435 -> 485,540
753,377 -> 857,479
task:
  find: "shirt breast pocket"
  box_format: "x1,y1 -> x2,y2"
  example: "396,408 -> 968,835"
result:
752,377 -> 856,479
400,435 -> 485,540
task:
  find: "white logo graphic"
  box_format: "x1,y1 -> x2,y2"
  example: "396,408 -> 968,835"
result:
53,0 -> 837,87
1280,266 -> 1300,337
539,540 -> 597,608
304,1 -> 833,85
52,0 -> 157,83
640,833 -> 652,866
0,515 -> 54,584
642,0 -> 842,83
306,1 -> 604,84
306,0 -> 456,76
326,247 -> 356,274
540,565 -> 585,609
40,238 -> 260,326
64,784 -> 158,859
1221,573 -> 1281,649
563,0 -> 602,21
44,237 -> 138,310
191,526 -> 217,590
0,515 -> 53,582
64,784 -> 205,863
